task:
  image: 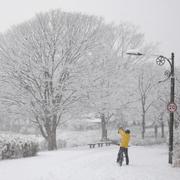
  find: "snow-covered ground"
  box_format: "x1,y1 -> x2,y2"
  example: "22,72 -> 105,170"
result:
0,144 -> 179,180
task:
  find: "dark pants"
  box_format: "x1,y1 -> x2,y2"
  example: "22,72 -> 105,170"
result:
117,147 -> 129,165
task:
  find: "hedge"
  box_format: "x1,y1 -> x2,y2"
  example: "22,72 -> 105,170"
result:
0,134 -> 39,160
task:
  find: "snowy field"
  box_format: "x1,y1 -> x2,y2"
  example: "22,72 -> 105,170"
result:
0,144 -> 179,180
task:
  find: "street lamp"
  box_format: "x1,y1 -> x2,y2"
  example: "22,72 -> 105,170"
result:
127,50 -> 176,164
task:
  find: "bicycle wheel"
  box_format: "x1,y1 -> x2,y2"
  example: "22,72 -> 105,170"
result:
119,152 -> 124,166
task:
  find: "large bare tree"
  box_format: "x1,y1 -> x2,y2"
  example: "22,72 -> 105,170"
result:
0,10 -> 107,150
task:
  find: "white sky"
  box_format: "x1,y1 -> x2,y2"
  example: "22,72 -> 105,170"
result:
0,0 -> 179,66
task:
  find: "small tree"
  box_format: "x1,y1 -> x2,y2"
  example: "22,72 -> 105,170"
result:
80,23 -> 147,141
136,64 -> 160,139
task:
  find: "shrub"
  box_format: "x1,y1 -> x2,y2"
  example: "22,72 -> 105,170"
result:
0,134 -> 39,160
39,138 -> 66,151
131,137 -> 166,146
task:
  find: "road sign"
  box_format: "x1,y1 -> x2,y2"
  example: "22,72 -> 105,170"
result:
167,102 -> 177,112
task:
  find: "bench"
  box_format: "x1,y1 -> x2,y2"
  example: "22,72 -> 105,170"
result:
88,141 -> 112,148
97,141 -> 111,147
97,142 -> 103,147
105,141 -> 111,146
88,143 -> 96,148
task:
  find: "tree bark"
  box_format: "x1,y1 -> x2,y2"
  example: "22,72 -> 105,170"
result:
142,112 -> 145,139
47,130 -> 57,150
154,125 -> 158,139
101,113 -> 107,141
161,121 -> 164,138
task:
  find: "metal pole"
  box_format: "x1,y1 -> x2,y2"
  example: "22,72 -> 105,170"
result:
169,52 -> 175,164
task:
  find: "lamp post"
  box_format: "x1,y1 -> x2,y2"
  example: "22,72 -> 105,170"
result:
127,50 -> 176,164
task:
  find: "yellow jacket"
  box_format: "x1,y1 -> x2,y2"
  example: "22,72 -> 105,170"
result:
118,129 -> 130,148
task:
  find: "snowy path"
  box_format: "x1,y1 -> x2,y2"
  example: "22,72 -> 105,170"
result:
0,144 -> 179,180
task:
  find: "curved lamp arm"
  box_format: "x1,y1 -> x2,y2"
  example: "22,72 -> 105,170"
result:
156,55 -> 172,68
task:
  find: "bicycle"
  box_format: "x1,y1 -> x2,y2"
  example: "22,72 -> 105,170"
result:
118,151 -> 125,166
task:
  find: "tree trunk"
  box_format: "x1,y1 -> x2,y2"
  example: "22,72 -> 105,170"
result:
47,130 -> 57,150
161,121 -> 164,138
142,112 -> 145,139
154,125 -> 158,139
101,113 -> 107,141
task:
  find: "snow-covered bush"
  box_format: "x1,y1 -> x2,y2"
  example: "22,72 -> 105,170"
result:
130,137 -> 166,146
173,126 -> 180,167
39,139 -> 66,151
56,139 -> 67,148
0,134 -> 39,160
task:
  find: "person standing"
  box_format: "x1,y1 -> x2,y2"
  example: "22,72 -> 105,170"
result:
116,127 -> 131,166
